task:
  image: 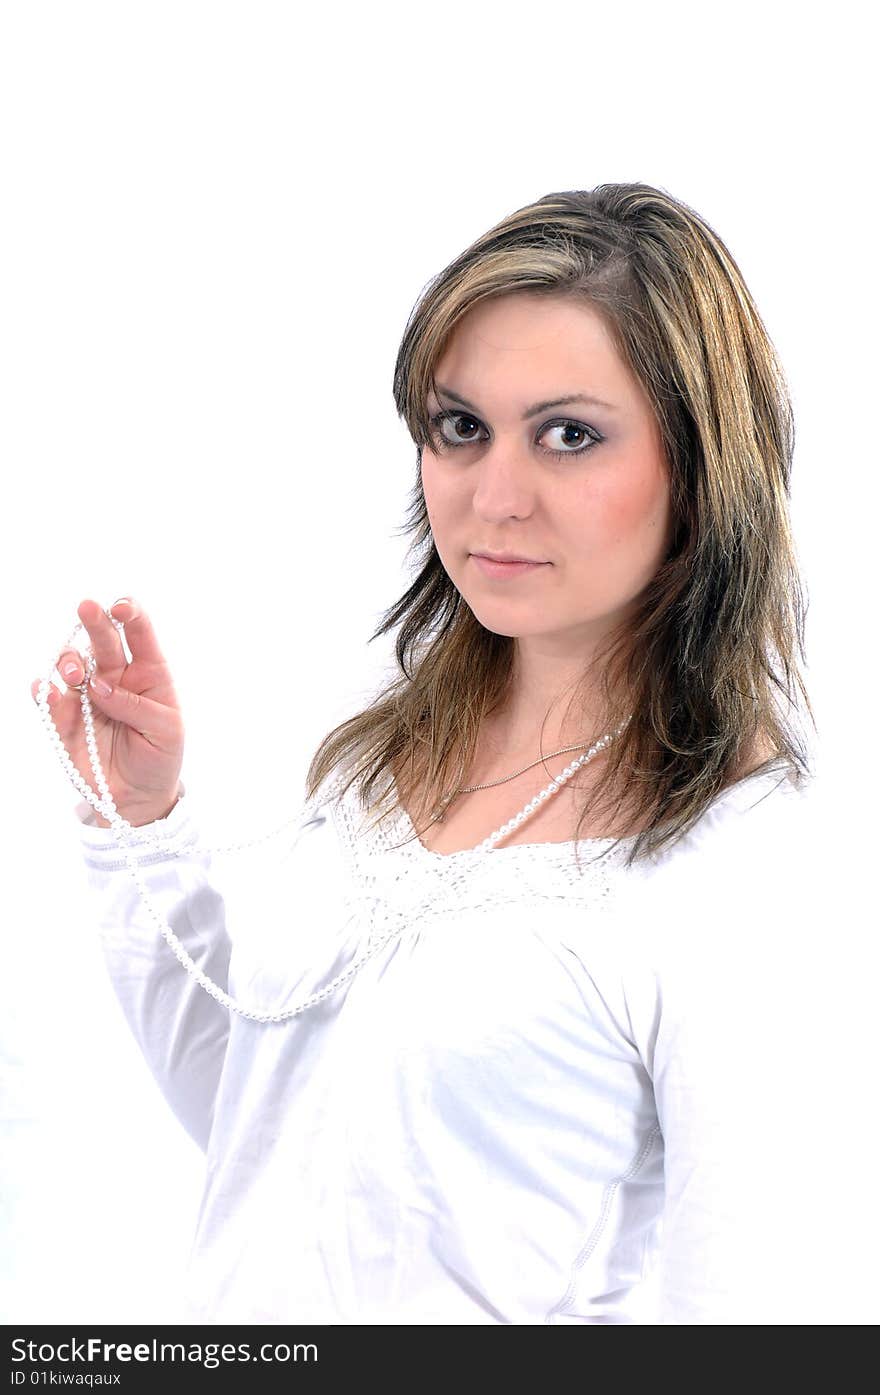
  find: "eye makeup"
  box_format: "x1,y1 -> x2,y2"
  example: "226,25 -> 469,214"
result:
427,409 -> 604,460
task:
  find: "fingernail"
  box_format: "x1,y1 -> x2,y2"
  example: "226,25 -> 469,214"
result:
90,675 -> 112,696
61,660 -> 80,680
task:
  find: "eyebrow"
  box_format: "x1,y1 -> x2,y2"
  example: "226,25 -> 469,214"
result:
433,382 -> 618,418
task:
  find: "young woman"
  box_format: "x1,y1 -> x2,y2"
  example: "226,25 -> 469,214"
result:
32,183 -> 826,1324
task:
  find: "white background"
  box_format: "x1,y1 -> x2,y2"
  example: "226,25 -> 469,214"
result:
2,0 -> 876,1323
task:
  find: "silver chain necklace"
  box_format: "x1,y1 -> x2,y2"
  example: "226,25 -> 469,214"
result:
431,738 -> 607,823
34,605 -> 631,1024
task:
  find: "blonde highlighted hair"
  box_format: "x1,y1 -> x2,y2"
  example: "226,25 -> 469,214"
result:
305,182 -> 815,868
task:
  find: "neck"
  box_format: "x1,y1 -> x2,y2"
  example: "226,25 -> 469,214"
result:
483,660 -> 610,759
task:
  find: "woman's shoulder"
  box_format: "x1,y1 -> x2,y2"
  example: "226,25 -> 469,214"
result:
615,755 -> 816,936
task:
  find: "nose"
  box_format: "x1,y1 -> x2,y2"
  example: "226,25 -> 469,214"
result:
470,443 -> 536,522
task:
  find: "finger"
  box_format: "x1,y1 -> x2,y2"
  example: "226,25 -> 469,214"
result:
106,596 -> 170,668
32,673 -> 106,755
31,676 -> 62,708
31,676 -> 82,743
56,648 -> 85,686
77,597 -> 130,675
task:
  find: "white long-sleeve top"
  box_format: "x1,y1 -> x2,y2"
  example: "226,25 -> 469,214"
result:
72,761 -> 878,1324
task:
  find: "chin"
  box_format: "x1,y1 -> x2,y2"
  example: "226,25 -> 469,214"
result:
464,602 -> 542,639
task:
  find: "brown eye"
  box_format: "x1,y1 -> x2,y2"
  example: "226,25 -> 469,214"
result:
429,412 -> 485,448
427,409 -> 604,460
541,422 -> 601,454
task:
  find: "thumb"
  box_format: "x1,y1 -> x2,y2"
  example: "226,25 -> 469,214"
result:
86,670 -> 180,743
87,672 -> 147,729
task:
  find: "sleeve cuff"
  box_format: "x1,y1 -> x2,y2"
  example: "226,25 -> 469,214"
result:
76,781 -> 200,867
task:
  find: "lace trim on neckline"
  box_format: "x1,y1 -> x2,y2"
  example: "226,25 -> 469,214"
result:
318,759 -> 798,877
316,762 -> 799,951
325,773 -> 630,932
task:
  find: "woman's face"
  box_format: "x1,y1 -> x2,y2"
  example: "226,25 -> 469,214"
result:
420,292 -> 674,656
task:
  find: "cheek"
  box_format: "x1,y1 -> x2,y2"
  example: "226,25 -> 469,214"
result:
419,451 -> 438,501
421,454 -> 460,524
420,456 -> 458,557
566,465 -> 672,567
420,459 -> 440,525
612,479 -> 670,538
602,456 -> 670,534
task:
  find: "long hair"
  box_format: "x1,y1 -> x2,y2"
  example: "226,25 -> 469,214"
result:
304,182 -> 815,869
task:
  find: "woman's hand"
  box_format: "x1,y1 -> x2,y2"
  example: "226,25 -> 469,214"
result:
31,597 -> 185,828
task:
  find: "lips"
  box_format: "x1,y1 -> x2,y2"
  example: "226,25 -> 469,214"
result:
472,553 -> 547,564
470,554 -> 548,578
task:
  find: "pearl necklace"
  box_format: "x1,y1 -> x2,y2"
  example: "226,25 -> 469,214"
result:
430,738 -> 614,825
34,606 -> 631,1022
438,725 -> 630,853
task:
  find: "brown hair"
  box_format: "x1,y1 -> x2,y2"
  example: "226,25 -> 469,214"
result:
304,182 -> 815,868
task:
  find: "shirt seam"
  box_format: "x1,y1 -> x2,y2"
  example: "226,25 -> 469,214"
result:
544,1122 -> 662,1323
